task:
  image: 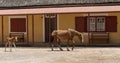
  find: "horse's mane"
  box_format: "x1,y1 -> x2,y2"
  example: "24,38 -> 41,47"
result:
68,28 -> 82,36
52,29 -> 82,36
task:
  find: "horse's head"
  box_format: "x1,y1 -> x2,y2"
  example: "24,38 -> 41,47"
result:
68,28 -> 84,43
14,36 -> 18,42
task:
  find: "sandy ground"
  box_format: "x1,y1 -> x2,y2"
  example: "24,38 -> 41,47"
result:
0,47 -> 120,63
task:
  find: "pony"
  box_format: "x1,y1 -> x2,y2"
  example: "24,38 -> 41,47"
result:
51,28 -> 83,51
5,36 -> 18,52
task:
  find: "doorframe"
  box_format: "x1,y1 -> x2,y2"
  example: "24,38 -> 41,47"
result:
43,14 -> 59,42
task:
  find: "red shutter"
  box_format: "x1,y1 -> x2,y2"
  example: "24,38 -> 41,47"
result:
75,17 -> 87,32
18,18 -> 26,32
10,18 -> 26,32
106,16 -> 117,32
11,18 -> 19,32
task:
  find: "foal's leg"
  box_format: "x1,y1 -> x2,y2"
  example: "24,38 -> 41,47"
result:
5,42 -> 8,52
13,42 -> 16,48
13,42 -> 16,51
10,42 -> 12,52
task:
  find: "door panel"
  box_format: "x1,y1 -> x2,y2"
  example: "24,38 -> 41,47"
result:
45,14 -> 57,43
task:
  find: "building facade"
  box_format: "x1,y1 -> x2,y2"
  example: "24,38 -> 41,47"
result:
0,0 -> 119,45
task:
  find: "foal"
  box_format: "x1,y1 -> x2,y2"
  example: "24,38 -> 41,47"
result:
5,36 -> 18,52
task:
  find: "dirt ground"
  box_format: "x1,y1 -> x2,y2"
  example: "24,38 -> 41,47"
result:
0,47 -> 120,63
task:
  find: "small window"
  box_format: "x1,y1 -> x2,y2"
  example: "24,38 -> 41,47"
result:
87,17 -> 105,32
96,17 -> 105,31
88,17 -> 96,31
75,16 -> 117,32
10,18 -> 26,33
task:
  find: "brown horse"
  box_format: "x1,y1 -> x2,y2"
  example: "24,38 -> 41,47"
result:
51,28 -> 83,51
5,36 -> 18,52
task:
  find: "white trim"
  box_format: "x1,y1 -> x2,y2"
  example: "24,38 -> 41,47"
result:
43,15 -> 45,42
9,16 -> 27,34
83,13 -> 108,16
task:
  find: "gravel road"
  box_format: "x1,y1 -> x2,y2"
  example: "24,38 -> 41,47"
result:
0,47 -> 120,63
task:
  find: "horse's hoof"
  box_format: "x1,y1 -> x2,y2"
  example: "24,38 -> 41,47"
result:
67,49 -> 70,51
60,50 -> 63,51
72,49 -> 74,51
60,49 -> 63,51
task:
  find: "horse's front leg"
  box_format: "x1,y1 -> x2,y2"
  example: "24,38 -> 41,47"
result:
67,39 -> 70,51
51,41 -> 54,51
72,40 -> 75,51
51,36 -> 56,51
58,39 -> 63,51
51,43 -> 54,51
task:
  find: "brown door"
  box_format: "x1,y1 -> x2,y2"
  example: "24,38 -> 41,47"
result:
44,14 -> 57,43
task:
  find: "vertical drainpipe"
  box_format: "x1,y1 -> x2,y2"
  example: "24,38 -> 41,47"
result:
1,16 -> 3,45
32,15 -> 34,45
48,14 -> 51,43
88,13 -> 90,44
27,15 -> 29,45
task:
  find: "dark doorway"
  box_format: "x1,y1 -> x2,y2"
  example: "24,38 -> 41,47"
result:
44,14 -> 57,43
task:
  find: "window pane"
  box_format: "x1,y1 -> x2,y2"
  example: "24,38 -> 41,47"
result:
96,17 -> 105,31
87,17 -> 96,31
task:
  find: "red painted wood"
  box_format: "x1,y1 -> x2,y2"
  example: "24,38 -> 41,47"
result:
1,16 -> 3,45
32,15 -> 34,45
75,17 -> 87,32
106,16 -> 117,32
10,18 -> 26,32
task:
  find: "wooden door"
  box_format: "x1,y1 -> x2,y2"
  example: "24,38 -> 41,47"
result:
44,14 -> 57,43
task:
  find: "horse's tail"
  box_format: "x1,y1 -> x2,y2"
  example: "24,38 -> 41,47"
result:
51,30 -> 57,36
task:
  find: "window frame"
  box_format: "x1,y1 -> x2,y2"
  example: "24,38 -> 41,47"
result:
9,16 -> 27,34
87,16 -> 106,32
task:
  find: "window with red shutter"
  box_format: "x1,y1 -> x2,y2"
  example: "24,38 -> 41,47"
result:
10,18 -> 26,32
75,16 -> 117,32
87,17 -> 106,32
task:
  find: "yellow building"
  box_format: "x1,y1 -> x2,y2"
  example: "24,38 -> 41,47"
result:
0,0 -> 120,46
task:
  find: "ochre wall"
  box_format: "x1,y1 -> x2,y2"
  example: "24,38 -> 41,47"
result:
3,16 -> 9,42
0,16 -> 2,43
34,15 -> 43,42
0,15 -> 44,43
27,15 -> 44,42
58,13 -> 89,43
107,13 -> 120,44
0,12 -> 120,44
58,12 -> 120,44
